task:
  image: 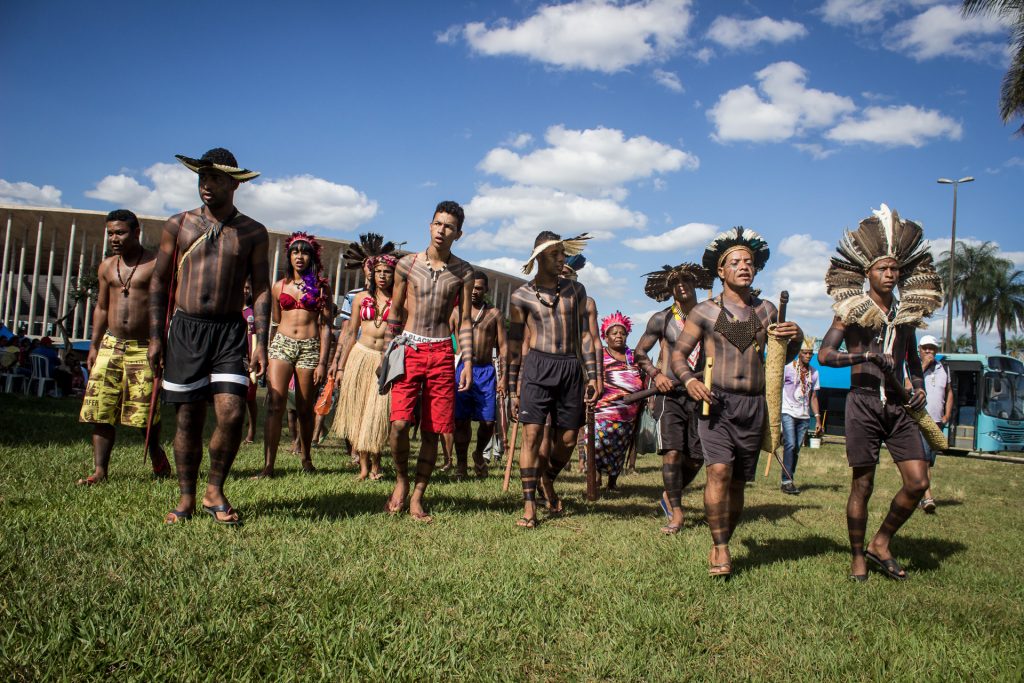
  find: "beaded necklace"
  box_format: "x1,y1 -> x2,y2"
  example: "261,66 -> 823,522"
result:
116,254 -> 140,297
713,294 -> 762,353
530,281 -> 562,309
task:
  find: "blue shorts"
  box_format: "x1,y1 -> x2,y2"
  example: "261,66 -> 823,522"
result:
455,362 -> 496,422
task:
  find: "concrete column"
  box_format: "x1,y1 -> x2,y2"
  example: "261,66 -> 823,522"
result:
72,238 -> 86,339
333,255 -> 342,300
83,244 -> 96,338
59,219 -> 76,317
41,234 -> 56,335
101,225 -> 109,258
0,216 -> 11,327
12,238 -> 26,333
271,238 -> 280,284
27,219 -> 43,335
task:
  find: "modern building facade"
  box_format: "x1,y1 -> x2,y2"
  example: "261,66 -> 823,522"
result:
0,204 -> 524,342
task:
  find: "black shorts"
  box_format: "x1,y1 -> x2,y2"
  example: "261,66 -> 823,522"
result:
844,389 -> 927,468
653,391 -> 703,463
518,349 -> 584,430
163,311 -> 249,403
698,387 -> 765,482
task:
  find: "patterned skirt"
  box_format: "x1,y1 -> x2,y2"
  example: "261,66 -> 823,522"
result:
583,419 -> 635,477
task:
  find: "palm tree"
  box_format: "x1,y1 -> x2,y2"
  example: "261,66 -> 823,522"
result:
964,1 -> 1024,134
1007,334 -> 1024,359
975,265 -> 1024,353
954,333 -> 975,353
936,241 -> 1008,352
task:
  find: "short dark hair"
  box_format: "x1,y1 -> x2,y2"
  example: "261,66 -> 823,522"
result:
534,230 -> 560,247
434,201 -> 465,230
106,209 -> 140,231
472,270 -> 489,286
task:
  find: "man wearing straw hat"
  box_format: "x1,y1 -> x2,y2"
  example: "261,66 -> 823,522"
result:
149,148 -> 271,526
819,204 -> 941,581
668,228 -> 802,577
507,231 -> 599,528
779,337 -> 822,496
634,262 -> 714,535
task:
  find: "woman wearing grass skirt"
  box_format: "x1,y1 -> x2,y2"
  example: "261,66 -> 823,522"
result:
582,312 -> 644,491
253,232 -> 333,478
330,254 -> 397,480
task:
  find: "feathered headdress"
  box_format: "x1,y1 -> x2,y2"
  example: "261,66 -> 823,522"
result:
285,231 -> 329,310
522,233 -> 591,274
642,262 -> 715,301
285,231 -> 323,266
702,226 -> 770,274
801,336 -> 816,351
600,311 -> 632,338
343,232 -> 397,271
825,204 -> 943,329
563,254 -> 587,273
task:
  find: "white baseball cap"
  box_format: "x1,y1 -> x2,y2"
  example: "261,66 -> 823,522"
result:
919,335 -> 940,349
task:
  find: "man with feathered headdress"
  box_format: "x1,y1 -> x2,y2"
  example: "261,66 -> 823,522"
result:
634,262 -> 715,534
819,204 -> 939,582
507,231 -> 599,528
667,227 -> 802,577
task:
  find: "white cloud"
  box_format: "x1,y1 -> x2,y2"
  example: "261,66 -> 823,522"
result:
623,222 -> 717,251
794,142 -> 838,160
479,125 -> 698,196
766,233 -> 835,322
708,61 -> 855,142
706,16 -> 808,50
693,47 -> 714,63
463,183 -> 647,251
0,179 -> 64,207
820,0 -> 889,25
86,163 -> 378,233
455,0 -> 694,73
826,105 -> 962,146
506,133 -> 534,149
653,68 -> 684,92
475,257 -> 524,277
894,4 -> 1008,61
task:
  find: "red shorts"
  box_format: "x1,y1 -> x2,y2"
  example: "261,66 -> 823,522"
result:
389,339 -> 456,434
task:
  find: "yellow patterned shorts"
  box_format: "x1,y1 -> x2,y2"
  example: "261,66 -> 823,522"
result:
80,334 -> 159,428
268,333 -> 321,369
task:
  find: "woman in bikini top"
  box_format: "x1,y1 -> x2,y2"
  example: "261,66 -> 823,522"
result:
333,255 -> 397,376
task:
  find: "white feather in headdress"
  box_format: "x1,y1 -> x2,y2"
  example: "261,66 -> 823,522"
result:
522,233 -> 591,274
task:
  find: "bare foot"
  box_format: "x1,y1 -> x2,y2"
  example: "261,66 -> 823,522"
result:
242,437 -> 255,444
250,468 -> 274,480
369,470 -> 384,481
410,509 -> 433,523
76,472 -> 106,486
385,479 -> 409,514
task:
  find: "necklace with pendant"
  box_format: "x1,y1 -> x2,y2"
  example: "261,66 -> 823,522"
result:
116,255 -> 140,297
531,282 -> 562,309
471,305 -> 487,326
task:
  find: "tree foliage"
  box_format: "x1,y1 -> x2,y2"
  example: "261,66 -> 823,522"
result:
963,0 -> 1024,134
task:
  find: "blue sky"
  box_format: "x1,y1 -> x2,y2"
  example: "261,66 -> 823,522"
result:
1,0 -> 1020,350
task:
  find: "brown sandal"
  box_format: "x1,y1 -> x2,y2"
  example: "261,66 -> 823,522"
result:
709,544 -> 732,579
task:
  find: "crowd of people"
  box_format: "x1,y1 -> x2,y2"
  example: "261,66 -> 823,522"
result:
57,147 -> 951,581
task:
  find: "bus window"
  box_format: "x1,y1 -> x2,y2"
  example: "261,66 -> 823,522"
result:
984,375 -> 1017,420
1015,375 -> 1024,420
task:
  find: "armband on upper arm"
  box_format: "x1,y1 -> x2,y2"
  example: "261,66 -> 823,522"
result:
508,322 -> 525,341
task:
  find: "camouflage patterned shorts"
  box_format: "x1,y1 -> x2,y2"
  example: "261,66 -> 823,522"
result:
80,334 -> 158,428
268,333 -> 321,369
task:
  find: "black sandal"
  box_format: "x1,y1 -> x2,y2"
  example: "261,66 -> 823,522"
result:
865,550 -> 906,581
516,516 -> 538,529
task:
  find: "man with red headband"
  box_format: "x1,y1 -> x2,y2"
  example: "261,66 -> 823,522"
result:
669,227 -> 802,578
149,148 -> 270,526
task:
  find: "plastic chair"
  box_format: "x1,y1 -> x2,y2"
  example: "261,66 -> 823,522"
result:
25,354 -> 56,397
1,370 -> 25,393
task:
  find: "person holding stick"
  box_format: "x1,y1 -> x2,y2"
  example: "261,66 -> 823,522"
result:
149,148 -> 270,525
669,228 -> 801,577
382,200 -> 475,523
819,204 -> 940,581
633,262 -> 714,533
452,271 -> 507,479
77,210 -> 170,485
508,231 -> 599,528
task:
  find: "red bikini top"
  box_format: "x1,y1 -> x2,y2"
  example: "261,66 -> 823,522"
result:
279,292 -> 316,312
360,295 -> 391,322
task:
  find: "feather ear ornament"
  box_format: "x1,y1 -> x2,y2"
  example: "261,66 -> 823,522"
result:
825,204 -> 943,330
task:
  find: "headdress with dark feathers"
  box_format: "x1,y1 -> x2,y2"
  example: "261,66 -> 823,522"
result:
825,204 -> 942,329
343,232 -> 397,271
564,254 -> 587,273
702,226 -> 770,274
642,262 -> 715,301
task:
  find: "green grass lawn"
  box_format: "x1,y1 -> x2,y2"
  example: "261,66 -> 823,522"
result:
1,392 -> 1022,681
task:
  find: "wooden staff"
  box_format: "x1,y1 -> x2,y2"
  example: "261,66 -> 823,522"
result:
702,357 -> 714,416
501,419 -> 520,492
143,244 -> 178,464
586,406 -> 598,501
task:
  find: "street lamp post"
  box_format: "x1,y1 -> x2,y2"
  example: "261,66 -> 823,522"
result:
937,176 -> 974,353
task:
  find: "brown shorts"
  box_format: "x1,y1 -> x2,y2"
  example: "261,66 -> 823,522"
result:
698,387 -> 765,482
844,389 -> 927,468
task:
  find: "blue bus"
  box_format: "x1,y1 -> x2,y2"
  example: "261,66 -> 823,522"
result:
941,354 -> 1024,454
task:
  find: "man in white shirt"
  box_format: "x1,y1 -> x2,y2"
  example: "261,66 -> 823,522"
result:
780,337 -> 822,495
916,335 -> 952,513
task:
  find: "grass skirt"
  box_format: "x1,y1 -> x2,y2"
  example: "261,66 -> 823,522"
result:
330,342 -> 391,454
